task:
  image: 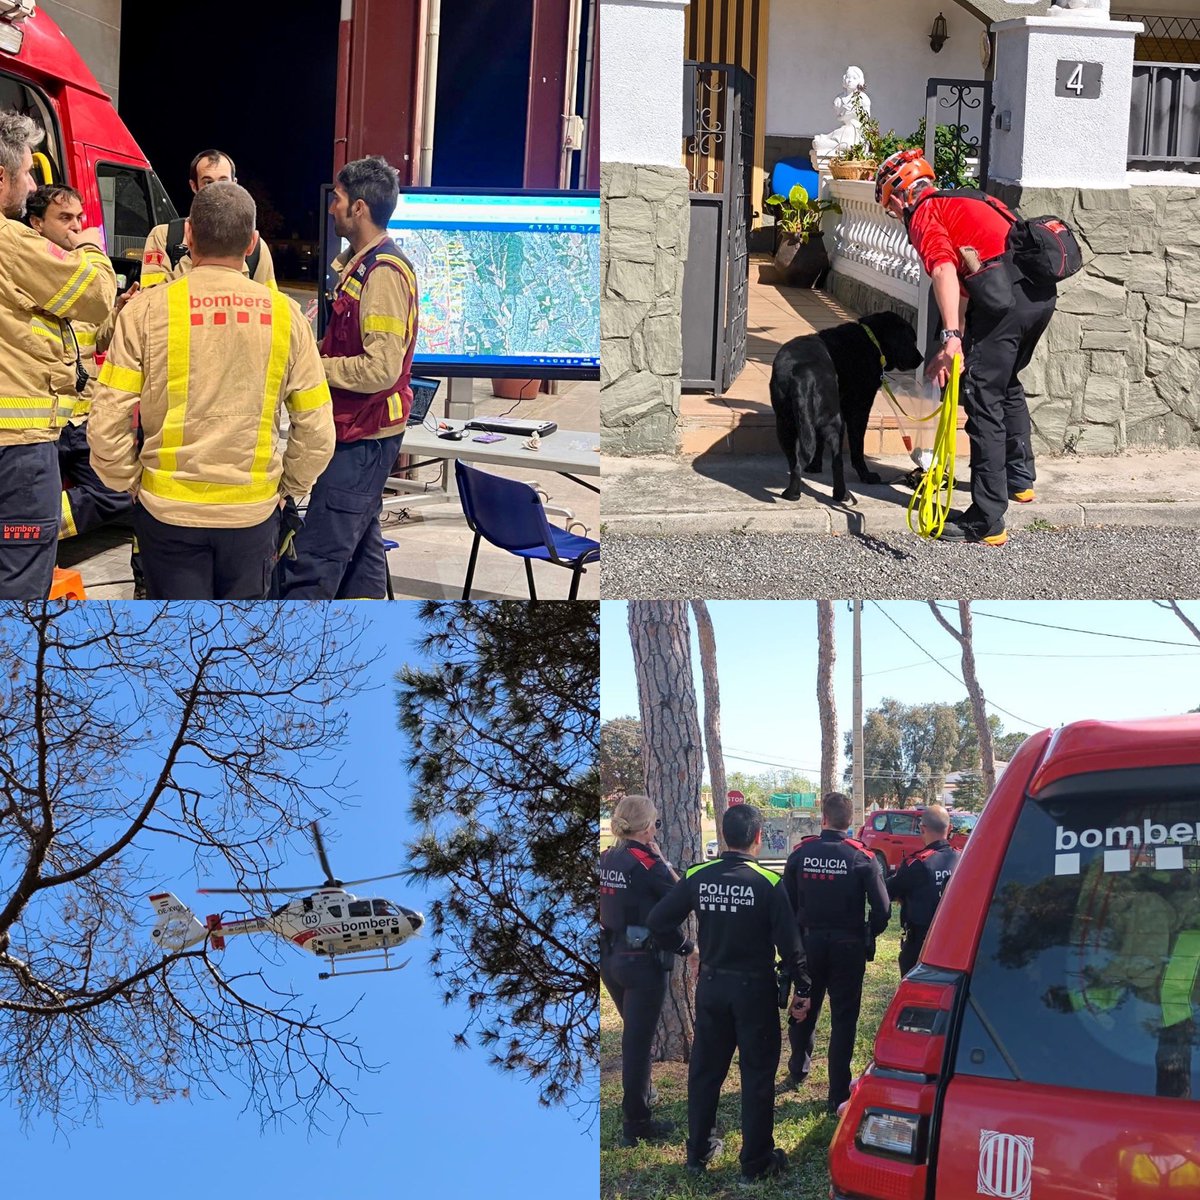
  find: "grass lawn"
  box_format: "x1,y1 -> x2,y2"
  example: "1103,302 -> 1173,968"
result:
600,927 -> 902,1199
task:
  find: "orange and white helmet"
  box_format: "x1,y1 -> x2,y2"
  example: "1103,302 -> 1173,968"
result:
875,148 -> 935,209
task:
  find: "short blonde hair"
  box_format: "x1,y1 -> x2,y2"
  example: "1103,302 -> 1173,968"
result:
611,794 -> 655,846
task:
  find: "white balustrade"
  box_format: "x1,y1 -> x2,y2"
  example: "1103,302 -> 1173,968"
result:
825,179 -> 922,306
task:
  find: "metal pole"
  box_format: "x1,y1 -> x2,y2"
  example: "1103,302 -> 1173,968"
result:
419,0 -> 441,186
559,0 -> 584,187
853,600 -> 865,830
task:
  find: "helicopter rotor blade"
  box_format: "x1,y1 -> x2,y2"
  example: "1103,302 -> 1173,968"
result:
311,821 -> 337,884
337,870 -> 409,888
198,884 -> 330,896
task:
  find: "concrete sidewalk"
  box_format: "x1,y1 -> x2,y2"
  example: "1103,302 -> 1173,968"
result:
601,447 -> 1200,538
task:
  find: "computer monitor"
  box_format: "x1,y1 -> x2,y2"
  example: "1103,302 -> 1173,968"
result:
319,186 -> 600,380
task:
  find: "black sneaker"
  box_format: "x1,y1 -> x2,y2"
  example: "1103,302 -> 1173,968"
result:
739,1148 -> 788,1186
937,519 -> 1008,546
778,1070 -> 807,1093
686,1134 -> 724,1172
619,1118 -> 674,1147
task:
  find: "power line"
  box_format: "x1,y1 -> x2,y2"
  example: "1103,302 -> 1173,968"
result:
934,602 -> 1200,648
868,602 -> 1042,730
864,648 -> 1200,678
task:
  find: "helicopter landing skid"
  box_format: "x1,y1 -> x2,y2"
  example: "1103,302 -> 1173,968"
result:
318,947 -> 412,980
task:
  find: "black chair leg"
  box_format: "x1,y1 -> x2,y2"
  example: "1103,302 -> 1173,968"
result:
568,559 -> 584,601
525,558 -> 537,603
463,532 -> 481,599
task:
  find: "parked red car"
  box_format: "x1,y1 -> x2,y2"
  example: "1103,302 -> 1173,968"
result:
829,714 -> 1200,1200
857,806 -> 977,875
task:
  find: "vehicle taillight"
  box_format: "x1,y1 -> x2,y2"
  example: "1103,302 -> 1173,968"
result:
828,969 -> 960,1200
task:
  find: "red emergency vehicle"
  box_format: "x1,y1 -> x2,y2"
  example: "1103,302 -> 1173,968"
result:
830,714 -> 1200,1200
0,0 -> 175,284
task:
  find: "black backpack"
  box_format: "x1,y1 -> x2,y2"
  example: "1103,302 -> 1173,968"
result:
913,189 -> 1083,287
164,216 -> 263,279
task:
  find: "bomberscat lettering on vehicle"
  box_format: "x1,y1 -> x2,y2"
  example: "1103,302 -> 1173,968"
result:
339,917 -> 403,933
698,881 -> 755,912
1053,819 -> 1198,876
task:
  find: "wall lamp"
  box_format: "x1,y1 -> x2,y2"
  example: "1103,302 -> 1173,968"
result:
930,11 -> 949,53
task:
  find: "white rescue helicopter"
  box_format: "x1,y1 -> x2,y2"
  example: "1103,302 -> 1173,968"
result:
149,824 -> 424,979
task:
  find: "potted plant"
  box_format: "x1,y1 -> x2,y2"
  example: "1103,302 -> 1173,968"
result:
764,183 -> 841,287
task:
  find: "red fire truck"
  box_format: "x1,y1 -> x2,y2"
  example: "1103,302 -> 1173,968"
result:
0,0 -> 176,284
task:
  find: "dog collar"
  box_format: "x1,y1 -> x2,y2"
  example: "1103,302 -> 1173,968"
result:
861,324 -> 888,377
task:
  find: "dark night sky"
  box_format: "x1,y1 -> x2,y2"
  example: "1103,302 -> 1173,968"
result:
119,0 -> 535,247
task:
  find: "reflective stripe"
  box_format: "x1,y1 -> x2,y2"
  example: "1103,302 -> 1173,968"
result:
56,397 -> 76,420
72,397 -> 91,419
375,253 -> 417,288
140,272 -> 168,288
73,328 -> 97,348
386,392 -> 404,421
342,278 -> 362,299
140,469 -> 281,505
685,859 -> 723,879
363,314 -> 409,336
160,279 -> 192,474
61,491 -> 76,538
252,291 -> 291,484
31,317 -> 62,342
44,255 -> 100,316
97,361 -> 145,394
288,382 -> 331,412
746,862 -> 781,885
0,397 -> 57,418
1160,928 -> 1200,1027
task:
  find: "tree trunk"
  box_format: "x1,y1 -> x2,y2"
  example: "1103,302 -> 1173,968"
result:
690,600 -> 728,854
817,600 -> 838,796
628,601 -> 703,1062
928,601 -> 997,797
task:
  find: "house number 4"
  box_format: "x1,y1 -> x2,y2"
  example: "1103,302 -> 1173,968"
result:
1055,60 -> 1102,98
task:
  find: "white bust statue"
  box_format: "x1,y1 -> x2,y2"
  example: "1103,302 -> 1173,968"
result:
1048,0 -> 1110,16
811,67 -> 871,170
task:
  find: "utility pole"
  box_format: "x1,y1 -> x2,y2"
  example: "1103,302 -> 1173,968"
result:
852,600 -> 865,829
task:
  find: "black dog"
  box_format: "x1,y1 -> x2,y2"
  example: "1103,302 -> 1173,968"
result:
769,310 -> 923,504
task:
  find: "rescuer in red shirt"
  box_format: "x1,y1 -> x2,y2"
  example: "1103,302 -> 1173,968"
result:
876,149 -> 1057,546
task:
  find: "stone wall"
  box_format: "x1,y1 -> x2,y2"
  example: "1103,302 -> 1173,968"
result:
991,182 -> 1200,453
826,271 -> 917,328
601,162 -> 691,455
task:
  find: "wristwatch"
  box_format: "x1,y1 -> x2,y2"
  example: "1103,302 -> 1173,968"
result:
940,329 -> 963,344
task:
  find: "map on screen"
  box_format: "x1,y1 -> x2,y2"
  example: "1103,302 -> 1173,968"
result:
387,191 -> 600,377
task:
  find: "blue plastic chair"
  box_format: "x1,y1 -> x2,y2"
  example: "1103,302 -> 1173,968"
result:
454,460 -> 600,601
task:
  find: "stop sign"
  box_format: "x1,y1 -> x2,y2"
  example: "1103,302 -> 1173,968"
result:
727,790 -> 745,806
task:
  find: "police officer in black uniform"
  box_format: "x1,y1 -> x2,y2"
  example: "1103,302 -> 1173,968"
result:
648,804 -> 810,1185
600,795 -> 693,1147
887,804 -> 960,976
783,791 -> 890,1113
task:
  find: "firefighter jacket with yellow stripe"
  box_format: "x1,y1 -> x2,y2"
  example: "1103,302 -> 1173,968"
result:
139,222 -> 276,289
0,213 -> 117,445
58,306 -> 119,422
87,265 -> 335,530
323,233 -> 418,442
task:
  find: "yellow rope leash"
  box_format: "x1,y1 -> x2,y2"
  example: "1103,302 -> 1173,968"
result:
906,353 -> 961,539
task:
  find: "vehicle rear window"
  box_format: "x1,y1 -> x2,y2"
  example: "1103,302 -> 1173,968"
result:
954,765 -> 1200,1100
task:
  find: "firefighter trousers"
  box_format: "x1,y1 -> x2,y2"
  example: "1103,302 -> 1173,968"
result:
58,422 -> 134,537
689,968 -> 780,1176
788,930 -> 868,1108
961,276 -> 1057,533
0,442 -> 60,600
133,505 -> 279,600
599,944 -> 667,1137
276,436 -> 400,600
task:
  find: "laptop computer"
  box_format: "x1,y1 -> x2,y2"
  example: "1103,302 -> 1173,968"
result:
464,416 -> 558,437
408,377 -> 441,426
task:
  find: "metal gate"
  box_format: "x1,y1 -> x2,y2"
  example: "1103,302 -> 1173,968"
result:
680,62 -> 754,394
918,78 -> 993,360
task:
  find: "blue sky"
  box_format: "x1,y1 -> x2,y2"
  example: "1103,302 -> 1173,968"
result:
1,606 -> 595,1200
602,601 -> 1200,782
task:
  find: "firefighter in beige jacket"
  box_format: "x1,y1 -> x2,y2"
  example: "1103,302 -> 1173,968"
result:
139,149 -> 275,289
25,183 -> 132,540
0,110 -> 116,599
88,183 -> 334,601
